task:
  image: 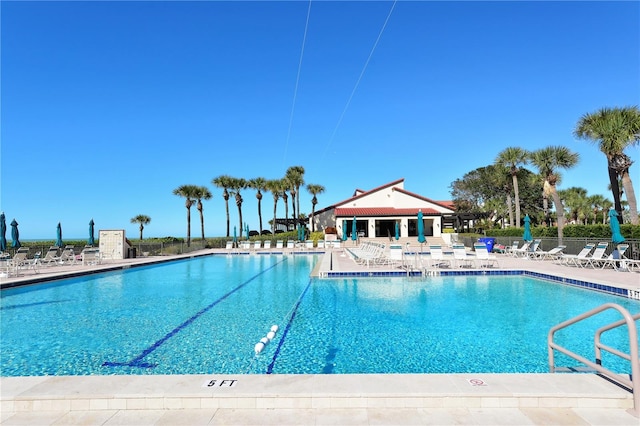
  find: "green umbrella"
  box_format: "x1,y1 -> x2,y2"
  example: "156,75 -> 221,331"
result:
0,212 -> 6,251
608,209 -> 625,244
351,216 -> 357,241
233,226 -> 237,245
523,215 -> 532,242
56,222 -> 63,248
88,219 -> 95,246
10,219 -> 20,248
417,210 -> 426,244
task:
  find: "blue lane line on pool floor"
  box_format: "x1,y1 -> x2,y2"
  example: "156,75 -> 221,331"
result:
103,259 -> 286,369
266,278 -> 313,374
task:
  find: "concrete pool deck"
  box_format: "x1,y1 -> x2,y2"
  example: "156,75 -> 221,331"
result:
1,246 -> 639,425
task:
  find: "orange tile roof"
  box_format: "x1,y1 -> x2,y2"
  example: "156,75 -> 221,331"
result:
335,207 -> 440,216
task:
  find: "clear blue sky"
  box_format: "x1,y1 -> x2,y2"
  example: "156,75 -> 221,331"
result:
2,1 -> 638,240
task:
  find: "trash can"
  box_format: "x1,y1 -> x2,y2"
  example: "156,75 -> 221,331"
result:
478,237 -> 496,253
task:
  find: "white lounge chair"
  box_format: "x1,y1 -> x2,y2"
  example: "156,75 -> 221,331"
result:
387,244 -> 405,267
286,240 -> 295,249
511,241 -> 532,258
305,240 -> 314,250
452,244 -> 475,268
590,244 -> 629,270
559,243 -> 595,267
263,240 -> 272,249
59,246 -> 77,265
582,242 -> 609,268
428,245 -> 452,268
225,241 -> 233,250
276,240 -> 284,249
524,239 -> 543,259
82,248 -> 100,265
504,241 -> 520,257
532,245 -> 566,261
317,240 -> 325,249
40,246 -> 61,266
473,243 -> 499,268
253,240 -> 262,250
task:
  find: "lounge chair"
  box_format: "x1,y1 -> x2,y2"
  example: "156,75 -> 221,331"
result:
582,242 -> 610,268
286,240 -> 295,249
452,244 -> 475,268
523,239 -> 543,259
386,244 -> 405,267
473,243 -> 499,268
428,245 -> 452,268
532,245 -> 566,261
9,247 -> 30,269
225,241 -> 233,250
40,246 -> 61,266
263,240 -> 272,249
590,244 -> 630,270
559,243 -> 595,267
276,240 -> 284,249
59,246 -> 77,265
511,241 -> 532,257
82,248 -> 100,265
305,240 -> 314,250
317,240 -> 325,249
504,241 -> 520,257
253,240 -> 262,250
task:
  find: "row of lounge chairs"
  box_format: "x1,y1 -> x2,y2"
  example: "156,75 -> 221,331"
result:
0,246 -> 101,277
225,239 -> 343,251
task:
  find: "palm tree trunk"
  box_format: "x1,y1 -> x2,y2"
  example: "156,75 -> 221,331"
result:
258,198 -> 263,235
186,208 -> 191,247
506,194 -> 514,227
608,166 -> 624,223
139,224 -> 143,240
620,170 -> 638,225
550,188 -> 565,245
273,199 -> 278,234
512,175 -> 521,227
199,206 -> 205,240
225,200 -> 230,237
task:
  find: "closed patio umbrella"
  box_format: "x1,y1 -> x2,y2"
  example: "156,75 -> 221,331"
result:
55,222 -> 63,248
395,221 -> 399,241
417,210 -> 426,244
522,215 -> 532,242
88,219 -> 95,246
10,219 -> 20,248
0,212 -> 6,252
342,220 -> 347,241
351,216 -> 357,241
233,226 -> 237,247
608,209 -> 625,244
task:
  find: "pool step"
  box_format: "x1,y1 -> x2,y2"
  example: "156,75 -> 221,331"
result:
1,373 -> 633,413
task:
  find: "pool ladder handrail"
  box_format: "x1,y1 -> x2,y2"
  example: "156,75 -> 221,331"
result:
547,303 -> 640,416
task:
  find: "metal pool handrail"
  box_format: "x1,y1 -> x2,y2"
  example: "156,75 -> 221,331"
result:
547,303 -> 640,416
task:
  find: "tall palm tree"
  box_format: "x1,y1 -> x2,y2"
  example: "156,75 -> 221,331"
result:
559,187 -> 589,224
285,166 -> 305,228
306,183 -> 325,232
193,186 -> 212,241
173,184 -> 199,246
130,214 -> 151,240
229,177 -> 247,236
529,146 -> 580,243
248,177 -> 267,234
212,175 -> 233,237
266,179 -> 285,234
491,164 -> 514,227
495,147 -> 529,227
574,106 -> 640,224
587,194 -> 610,225
281,181 -> 290,231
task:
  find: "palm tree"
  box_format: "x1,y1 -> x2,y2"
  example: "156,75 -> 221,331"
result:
306,183 -> 325,232
173,184 -> 199,246
574,106 -> 640,224
266,179 -> 283,234
281,181 -> 290,231
193,186 -> 212,241
229,177 -> 247,236
130,214 -> 151,240
495,147 -> 529,227
559,187 -> 589,224
285,166 -> 305,228
248,177 -> 267,234
212,175 -> 234,237
587,194 -> 610,225
529,146 -> 580,243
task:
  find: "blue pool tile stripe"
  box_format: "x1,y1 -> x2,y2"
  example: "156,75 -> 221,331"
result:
265,278 -> 313,374
323,270 -> 631,298
103,259 -> 287,369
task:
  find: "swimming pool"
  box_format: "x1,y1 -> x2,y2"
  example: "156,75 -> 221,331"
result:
1,254 -> 638,377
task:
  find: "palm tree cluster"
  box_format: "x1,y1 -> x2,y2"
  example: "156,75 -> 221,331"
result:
452,105 -> 639,243
173,166 -> 325,243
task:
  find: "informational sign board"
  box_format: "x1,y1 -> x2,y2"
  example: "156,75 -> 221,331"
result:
99,230 -> 126,260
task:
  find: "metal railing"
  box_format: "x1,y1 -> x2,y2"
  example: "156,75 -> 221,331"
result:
547,303 -> 640,415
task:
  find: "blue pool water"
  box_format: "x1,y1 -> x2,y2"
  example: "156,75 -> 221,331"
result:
1,254 -> 638,377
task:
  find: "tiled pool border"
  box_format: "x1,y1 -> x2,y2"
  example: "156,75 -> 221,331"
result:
322,269 -> 638,300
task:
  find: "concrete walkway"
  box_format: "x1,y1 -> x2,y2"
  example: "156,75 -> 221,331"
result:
1,246 -> 639,425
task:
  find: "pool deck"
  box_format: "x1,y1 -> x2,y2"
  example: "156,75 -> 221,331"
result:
1,247 -> 639,425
